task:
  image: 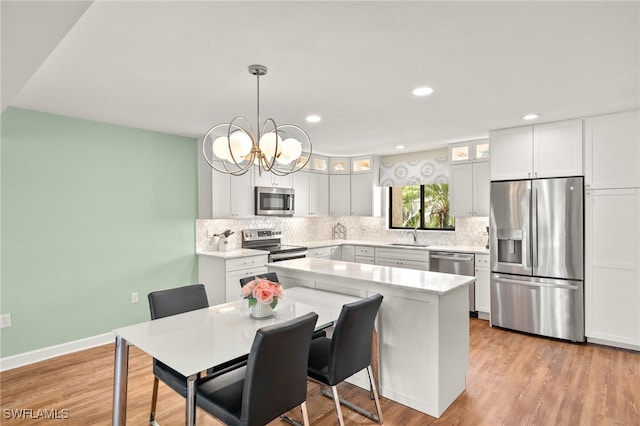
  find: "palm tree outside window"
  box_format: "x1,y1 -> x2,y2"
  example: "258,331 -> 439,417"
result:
388,184 -> 455,230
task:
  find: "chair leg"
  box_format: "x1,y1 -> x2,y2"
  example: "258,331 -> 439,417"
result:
301,401 -> 310,426
149,376 -> 159,425
331,385 -> 346,426
367,365 -> 384,424
318,369 -> 383,424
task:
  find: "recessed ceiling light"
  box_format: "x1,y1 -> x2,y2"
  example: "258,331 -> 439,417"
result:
305,115 -> 321,123
395,145 -> 405,150
412,87 -> 434,97
522,113 -> 541,120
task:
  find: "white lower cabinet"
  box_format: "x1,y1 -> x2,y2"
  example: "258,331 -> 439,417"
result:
374,247 -> 429,270
307,245 -> 341,259
585,188 -> 640,349
341,245 -> 355,262
474,254 -> 490,317
198,254 -> 268,305
354,245 -> 375,264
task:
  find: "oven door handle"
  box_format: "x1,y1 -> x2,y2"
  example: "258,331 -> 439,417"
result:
269,250 -> 308,262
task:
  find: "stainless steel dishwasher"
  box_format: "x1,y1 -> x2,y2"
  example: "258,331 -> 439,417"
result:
429,251 -> 476,313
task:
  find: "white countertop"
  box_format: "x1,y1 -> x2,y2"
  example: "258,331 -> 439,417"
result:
197,240 -> 489,258
197,248 -> 268,259
295,239 -> 489,255
269,257 -> 475,296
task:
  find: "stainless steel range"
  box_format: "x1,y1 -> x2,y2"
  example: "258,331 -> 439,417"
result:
242,229 -> 307,262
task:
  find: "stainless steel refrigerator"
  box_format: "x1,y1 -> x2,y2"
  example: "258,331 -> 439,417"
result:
489,177 -> 584,341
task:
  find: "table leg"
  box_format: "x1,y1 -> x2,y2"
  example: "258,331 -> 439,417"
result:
113,336 -> 129,426
186,374 -> 198,426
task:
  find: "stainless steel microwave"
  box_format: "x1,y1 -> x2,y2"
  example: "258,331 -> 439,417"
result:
255,186 -> 295,216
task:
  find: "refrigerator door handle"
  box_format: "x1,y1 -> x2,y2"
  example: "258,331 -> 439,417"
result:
531,187 -> 538,269
493,276 -> 580,290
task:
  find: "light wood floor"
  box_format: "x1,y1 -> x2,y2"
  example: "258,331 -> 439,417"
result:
1,319 -> 638,425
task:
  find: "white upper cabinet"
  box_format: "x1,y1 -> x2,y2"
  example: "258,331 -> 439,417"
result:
253,167 -> 292,188
449,139 -> 490,163
449,162 -> 490,217
329,157 -> 350,174
449,164 -> 473,216
473,161 -> 490,216
533,119 -> 583,178
309,173 -> 329,216
490,126 -> 534,180
211,164 -> 254,218
350,173 -> 374,216
490,119 -> 583,180
293,171 -> 329,217
585,109 -> 640,189
449,139 -> 490,217
329,174 -> 351,215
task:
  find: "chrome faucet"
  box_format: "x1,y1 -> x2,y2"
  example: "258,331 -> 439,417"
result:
408,223 -> 418,244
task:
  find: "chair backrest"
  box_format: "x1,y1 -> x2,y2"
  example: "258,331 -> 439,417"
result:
240,311 -> 318,426
239,272 -> 280,288
148,284 -> 209,320
328,293 -> 383,384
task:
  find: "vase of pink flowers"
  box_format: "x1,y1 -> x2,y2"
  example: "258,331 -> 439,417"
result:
241,276 -> 283,319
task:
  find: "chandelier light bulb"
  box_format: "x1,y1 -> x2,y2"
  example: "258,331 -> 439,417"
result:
212,136 -> 232,161
258,132 -> 282,160
229,130 -> 252,158
277,138 -> 302,164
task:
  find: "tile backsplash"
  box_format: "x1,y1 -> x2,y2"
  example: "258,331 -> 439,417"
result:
196,216 -> 489,252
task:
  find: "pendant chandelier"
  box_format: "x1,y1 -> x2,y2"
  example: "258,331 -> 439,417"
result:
202,64 -> 312,176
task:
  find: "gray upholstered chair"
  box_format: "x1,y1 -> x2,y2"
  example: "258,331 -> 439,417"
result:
196,312 -> 319,426
307,293 -> 384,426
147,284 -> 246,424
239,272 -> 279,288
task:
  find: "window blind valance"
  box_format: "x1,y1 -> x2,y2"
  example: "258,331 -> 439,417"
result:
379,157 -> 448,187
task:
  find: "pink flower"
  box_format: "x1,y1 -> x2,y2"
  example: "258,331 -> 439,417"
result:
253,282 -> 274,304
241,281 -> 254,297
242,277 -> 283,308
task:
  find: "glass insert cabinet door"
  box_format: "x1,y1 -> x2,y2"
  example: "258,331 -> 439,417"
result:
449,140 -> 490,163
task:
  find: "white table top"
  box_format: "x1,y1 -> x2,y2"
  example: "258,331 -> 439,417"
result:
269,257 -> 475,295
113,287 -> 359,377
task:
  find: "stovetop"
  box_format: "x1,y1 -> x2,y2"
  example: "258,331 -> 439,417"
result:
241,228 -> 306,253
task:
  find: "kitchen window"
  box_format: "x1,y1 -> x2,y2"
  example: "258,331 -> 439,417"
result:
388,184 -> 455,230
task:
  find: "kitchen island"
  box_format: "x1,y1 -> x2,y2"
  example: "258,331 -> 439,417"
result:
268,257 -> 475,418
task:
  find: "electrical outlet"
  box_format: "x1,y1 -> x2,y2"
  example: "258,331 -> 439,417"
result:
0,313 -> 12,329
131,292 -> 139,304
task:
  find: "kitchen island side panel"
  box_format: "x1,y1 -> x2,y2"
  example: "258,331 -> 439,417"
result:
267,260 -> 471,418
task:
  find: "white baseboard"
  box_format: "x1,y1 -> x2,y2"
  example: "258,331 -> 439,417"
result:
587,336 -> 640,352
0,332 -> 115,372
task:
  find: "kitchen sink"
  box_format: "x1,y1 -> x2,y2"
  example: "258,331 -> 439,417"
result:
388,243 -> 430,248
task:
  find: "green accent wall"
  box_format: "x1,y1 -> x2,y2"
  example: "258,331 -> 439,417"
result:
1,108 -> 198,357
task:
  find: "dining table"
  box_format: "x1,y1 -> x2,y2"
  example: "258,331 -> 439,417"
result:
111,286 -> 361,426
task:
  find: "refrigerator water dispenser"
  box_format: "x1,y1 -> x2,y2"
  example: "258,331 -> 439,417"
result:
496,229 -> 523,265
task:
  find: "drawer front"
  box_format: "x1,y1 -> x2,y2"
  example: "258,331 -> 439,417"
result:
226,255 -> 269,272
308,246 -> 333,258
354,246 -> 375,257
375,247 -> 429,262
355,255 -> 375,264
376,258 -> 430,271
476,254 -> 490,267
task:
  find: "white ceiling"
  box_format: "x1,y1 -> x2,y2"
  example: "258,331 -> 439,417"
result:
2,1 -> 639,156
